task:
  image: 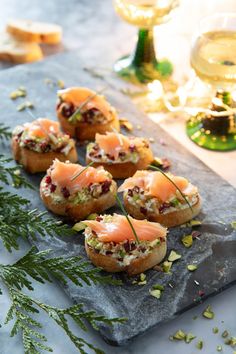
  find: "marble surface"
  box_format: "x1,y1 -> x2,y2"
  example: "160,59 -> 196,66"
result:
0,0 -> 236,353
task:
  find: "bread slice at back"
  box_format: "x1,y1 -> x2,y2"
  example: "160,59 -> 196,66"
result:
0,32 -> 43,63
7,19 -> 62,44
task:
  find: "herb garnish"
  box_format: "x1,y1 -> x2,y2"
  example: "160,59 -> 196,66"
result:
70,161 -> 94,181
115,194 -> 140,244
149,165 -> 193,213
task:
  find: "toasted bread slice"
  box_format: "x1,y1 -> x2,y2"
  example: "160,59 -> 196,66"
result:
124,194 -> 201,227
40,179 -> 117,220
57,112 -> 120,141
7,19 -> 62,44
85,238 -> 167,275
12,137 -> 78,173
86,145 -> 154,179
0,32 -> 43,63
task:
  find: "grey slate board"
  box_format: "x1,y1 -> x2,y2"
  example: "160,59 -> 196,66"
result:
0,52 -> 236,345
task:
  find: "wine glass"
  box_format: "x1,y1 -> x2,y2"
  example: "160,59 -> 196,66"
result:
113,0 -> 180,84
186,13 -> 236,151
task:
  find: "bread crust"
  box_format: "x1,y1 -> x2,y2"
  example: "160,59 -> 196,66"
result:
57,111 -> 120,141
11,137 -> 78,173
124,195 -> 202,227
85,239 -> 167,275
40,179 -> 117,221
86,146 -> 154,179
7,20 -> 62,44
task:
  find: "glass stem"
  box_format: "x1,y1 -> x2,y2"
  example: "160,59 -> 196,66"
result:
132,28 -> 157,67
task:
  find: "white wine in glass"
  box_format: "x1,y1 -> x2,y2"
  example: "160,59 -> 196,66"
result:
113,0 -> 179,84
187,13 -> 236,151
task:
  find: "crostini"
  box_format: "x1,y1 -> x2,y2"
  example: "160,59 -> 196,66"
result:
56,87 -> 120,140
83,214 -> 167,275
86,132 -> 154,179
12,118 -> 78,173
118,170 -> 201,227
40,159 -> 117,220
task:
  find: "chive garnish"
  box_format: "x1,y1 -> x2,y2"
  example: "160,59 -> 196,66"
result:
70,161 -> 94,181
68,87 -> 107,122
115,194 -> 140,244
148,165 -> 193,213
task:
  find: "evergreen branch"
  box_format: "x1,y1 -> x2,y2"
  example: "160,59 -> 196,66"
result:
0,155 -> 34,189
0,124 -> 11,140
4,287 -> 125,354
0,246 -> 122,290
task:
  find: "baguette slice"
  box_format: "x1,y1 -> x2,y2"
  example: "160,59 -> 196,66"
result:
83,214 -> 167,275
124,194 -> 201,227
40,179 -> 117,220
0,32 -> 43,63
85,239 -> 167,276
7,19 -> 62,44
12,136 -> 78,173
57,87 -> 120,141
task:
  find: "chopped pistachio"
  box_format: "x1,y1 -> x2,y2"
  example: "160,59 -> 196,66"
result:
10,87 -> 27,99
17,101 -> 34,111
168,250 -> 182,262
149,288 -> 161,299
72,222 -> 87,232
138,280 -> 147,285
119,118 -> 133,132
57,79 -> 65,89
222,330 -> 229,338
162,261 -> 172,273
13,169 -> 21,176
187,264 -> 198,272
172,329 -> 186,340
193,315 -> 198,320
87,213 -> 98,220
182,234 -> 193,248
196,340 -> 203,350
152,284 -> 164,291
225,336 -> 236,346
185,333 -> 196,343
190,220 -> 202,226
202,305 -> 214,319
213,327 -> 219,334
216,345 -> 222,352
140,273 -> 146,282
231,221 -> 236,229
169,335 -> 174,341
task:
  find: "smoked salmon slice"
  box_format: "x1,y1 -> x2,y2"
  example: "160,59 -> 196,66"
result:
49,159 -> 110,193
26,118 -> 60,139
95,132 -> 131,159
58,87 -> 114,121
84,214 -> 167,242
119,171 -> 190,202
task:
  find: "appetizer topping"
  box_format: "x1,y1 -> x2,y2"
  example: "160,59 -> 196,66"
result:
202,305 -> 215,319
119,170 -> 199,214
42,160 -> 113,204
12,118 -> 73,155
87,132 -> 150,163
84,214 -> 167,243
57,87 -> 116,125
84,214 -> 166,266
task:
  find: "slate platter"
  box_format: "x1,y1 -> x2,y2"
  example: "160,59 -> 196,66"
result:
1,52 -> 236,346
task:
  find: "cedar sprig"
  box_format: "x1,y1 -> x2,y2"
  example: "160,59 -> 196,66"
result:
0,246 -> 122,289
0,123 -> 11,140
0,155 -> 34,189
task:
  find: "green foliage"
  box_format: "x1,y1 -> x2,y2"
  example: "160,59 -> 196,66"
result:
0,155 -> 33,189
0,124 -> 11,140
